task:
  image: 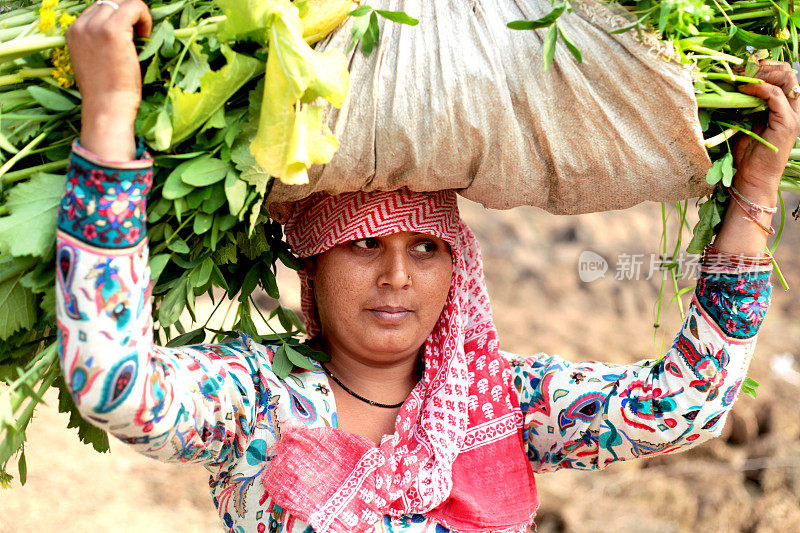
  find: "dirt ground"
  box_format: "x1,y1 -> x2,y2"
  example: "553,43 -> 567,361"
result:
1,194 -> 799,532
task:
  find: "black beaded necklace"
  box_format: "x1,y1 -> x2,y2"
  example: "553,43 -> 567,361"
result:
320,363 -> 406,409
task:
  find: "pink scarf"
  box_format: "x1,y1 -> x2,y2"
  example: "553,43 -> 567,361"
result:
262,189 -> 538,532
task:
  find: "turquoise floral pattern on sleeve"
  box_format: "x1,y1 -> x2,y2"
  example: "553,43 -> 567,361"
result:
57,137 -> 153,248
695,270 -> 772,340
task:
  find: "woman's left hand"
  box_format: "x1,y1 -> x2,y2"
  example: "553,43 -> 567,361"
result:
733,60 -> 800,197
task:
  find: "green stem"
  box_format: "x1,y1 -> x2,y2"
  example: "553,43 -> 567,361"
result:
685,45 -> 744,65
0,158 -> 68,184
769,193 -> 786,255
0,67 -> 54,87
0,35 -> 64,63
0,127 -> 52,179
709,8 -> 777,23
718,121 -> 779,152
8,345 -> 57,406
704,127 -> 737,148
696,92 -> 765,108
779,176 -> 800,192
202,293 -> 227,329
700,72 -> 764,84
771,256 -> 789,291
0,20 -> 36,43
172,17 -> 225,40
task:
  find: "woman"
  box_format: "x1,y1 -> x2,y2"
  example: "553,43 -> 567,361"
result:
59,1 -> 798,531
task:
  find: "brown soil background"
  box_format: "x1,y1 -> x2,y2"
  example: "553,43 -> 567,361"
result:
2,195 -> 799,532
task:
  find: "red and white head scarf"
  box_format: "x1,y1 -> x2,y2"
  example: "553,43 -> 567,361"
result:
262,188 -> 538,532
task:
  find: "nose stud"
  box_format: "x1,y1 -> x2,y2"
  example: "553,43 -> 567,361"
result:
407,275 -> 412,283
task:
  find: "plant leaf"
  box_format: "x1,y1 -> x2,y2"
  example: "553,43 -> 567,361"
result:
543,24 -> 558,71
17,451 -> 26,485
272,344 -> 293,378
168,44 -> 264,147
180,157 -> 230,187
284,344 -> 317,370
0,270 -> 36,341
687,198 -> 723,254
26,86 -> 76,112
348,5 -> 372,17
375,9 -> 419,26
507,3 -> 566,30
165,327 -> 207,347
705,157 -> 725,185
148,254 -> 170,286
224,168 -> 249,217
159,276 -> 188,327
0,172 -> 65,258
250,1 -> 349,184
556,21 -> 582,63
732,26 -> 786,49
167,238 -> 190,254
720,152 -> 735,187
193,212 -> 214,234
162,162 -> 196,200
361,11 -> 380,55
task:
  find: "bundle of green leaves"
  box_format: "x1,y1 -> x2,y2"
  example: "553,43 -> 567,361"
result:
511,0 -> 800,260
0,0 -> 418,487
509,0 -> 800,404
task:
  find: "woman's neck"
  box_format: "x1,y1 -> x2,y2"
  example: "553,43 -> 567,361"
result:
314,338 -> 422,406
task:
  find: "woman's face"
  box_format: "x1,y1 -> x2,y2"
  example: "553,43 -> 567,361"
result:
308,231 -> 453,365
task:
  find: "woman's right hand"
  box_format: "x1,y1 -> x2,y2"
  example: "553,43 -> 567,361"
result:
65,0 -> 152,161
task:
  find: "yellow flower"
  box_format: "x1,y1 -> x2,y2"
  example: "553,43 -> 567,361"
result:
58,12 -> 76,29
41,0 -> 59,9
38,8 -> 56,33
50,46 -> 75,88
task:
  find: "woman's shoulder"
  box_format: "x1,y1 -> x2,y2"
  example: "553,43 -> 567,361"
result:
234,331 -> 324,378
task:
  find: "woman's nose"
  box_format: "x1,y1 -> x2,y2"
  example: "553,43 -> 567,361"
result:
377,249 -> 411,289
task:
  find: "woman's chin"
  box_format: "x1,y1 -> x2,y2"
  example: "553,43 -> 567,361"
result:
358,330 -> 426,362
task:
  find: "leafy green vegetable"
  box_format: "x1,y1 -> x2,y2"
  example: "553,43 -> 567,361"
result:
167,44 -> 264,148
0,172 -> 65,258
249,0 -> 348,185
0,266 -> 36,341
348,4 -> 420,55
507,2 -> 567,30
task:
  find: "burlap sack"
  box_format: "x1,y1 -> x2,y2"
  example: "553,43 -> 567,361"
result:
266,0 -> 714,219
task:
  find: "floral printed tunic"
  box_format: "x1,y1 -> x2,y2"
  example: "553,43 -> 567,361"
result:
55,139 -> 774,532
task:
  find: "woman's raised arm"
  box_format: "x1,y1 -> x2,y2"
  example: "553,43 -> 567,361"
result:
57,0 -> 272,468
506,252 -> 772,472
56,137 -> 270,468
507,61 -> 799,473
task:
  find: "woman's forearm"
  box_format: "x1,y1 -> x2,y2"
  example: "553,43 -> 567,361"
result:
79,104 -> 138,162
710,176 -> 776,257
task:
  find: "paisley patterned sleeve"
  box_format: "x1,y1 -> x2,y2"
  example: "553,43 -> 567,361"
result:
55,138 -> 268,467
506,247 -> 773,472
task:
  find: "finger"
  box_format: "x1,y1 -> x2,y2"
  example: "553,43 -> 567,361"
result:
135,1 -> 153,38
86,0 -> 152,38
739,81 -> 799,136
749,69 -> 800,110
756,59 -> 792,71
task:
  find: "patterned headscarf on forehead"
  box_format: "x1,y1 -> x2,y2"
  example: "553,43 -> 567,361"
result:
262,188 -> 539,533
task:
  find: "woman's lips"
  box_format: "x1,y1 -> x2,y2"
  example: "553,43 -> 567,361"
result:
367,306 -> 412,324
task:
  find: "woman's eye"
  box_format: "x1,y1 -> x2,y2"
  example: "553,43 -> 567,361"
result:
352,238 -> 379,249
413,241 -> 437,253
